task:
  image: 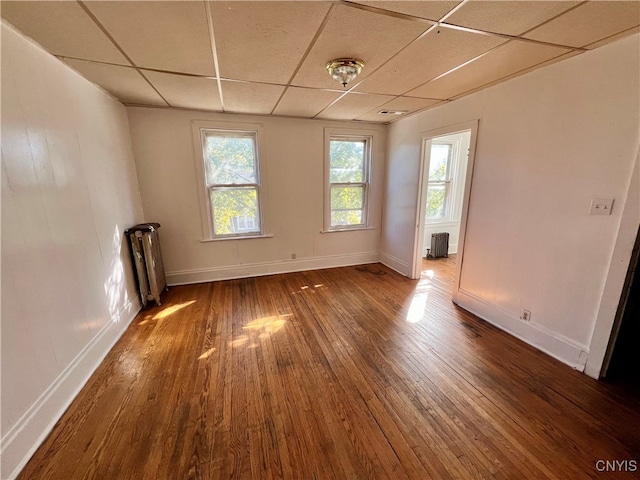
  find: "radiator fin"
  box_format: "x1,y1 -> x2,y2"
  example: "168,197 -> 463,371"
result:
125,223 -> 167,307
427,232 -> 449,259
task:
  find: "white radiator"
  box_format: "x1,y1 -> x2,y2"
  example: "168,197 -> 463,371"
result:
125,223 -> 167,307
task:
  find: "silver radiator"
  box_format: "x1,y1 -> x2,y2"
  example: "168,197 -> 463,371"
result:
125,223 -> 167,307
427,232 -> 449,259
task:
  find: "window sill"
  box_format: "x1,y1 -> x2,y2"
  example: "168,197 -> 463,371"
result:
425,220 -> 458,227
320,226 -> 378,234
201,234 -> 274,243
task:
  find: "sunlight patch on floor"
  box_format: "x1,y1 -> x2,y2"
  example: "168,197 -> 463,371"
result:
138,300 -> 197,325
152,300 -> 197,320
230,336 -> 249,348
406,276 -> 433,323
243,314 -> 291,334
291,284 -> 328,295
227,314 -> 292,349
198,347 -> 216,360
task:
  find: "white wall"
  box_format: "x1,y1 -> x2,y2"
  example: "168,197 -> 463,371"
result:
382,34 -> 640,373
586,146 -> 640,378
1,23 -> 144,478
422,131 -> 470,256
127,108 -> 386,285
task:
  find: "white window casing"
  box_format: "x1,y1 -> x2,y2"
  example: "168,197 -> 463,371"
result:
192,121 -> 268,240
324,129 -> 373,232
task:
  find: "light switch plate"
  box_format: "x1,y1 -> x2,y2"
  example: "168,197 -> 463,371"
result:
589,197 -> 614,215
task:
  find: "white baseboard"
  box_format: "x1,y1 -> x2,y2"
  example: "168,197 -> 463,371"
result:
166,252 -> 380,285
584,363 -> 602,379
1,300 -> 140,480
455,288 -> 589,370
380,252 -> 410,276
422,243 -> 459,256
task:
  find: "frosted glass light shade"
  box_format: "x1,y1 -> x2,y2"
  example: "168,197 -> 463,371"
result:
326,58 -> 365,88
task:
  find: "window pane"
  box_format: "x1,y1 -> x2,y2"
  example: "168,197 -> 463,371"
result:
205,134 -> 256,185
331,186 -> 364,226
211,187 -> 260,235
330,140 -> 365,182
429,144 -> 451,182
331,185 -> 364,210
426,184 -> 446,220
332,209 -> 363,226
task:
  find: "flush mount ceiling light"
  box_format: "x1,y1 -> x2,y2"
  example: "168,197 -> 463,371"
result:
326,58 -> 365,88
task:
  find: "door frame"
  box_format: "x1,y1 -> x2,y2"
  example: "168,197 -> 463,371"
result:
411,120 -> 479,305
600,225 -> 640,378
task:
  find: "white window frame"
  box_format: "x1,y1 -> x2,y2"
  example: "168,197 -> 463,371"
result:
324,130 -> 373,232
192,121 -> 268,241
425,139 -> 460,224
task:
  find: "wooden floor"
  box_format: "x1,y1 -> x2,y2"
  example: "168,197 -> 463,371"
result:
18,259 -> 640,479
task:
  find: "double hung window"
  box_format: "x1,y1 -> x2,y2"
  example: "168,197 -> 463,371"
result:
425,142 -> 454,222
326,135 -> 371,230
199,128 -> 263,238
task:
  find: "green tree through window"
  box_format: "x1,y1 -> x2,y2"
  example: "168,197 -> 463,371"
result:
328,137 -> 370,228
426,143 -> 452,221
203,131 -> 262,236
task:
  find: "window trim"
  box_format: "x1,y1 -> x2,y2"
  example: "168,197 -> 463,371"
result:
425,139 -> 460,225
324,130 -> 373,232
192,121 -> 267,240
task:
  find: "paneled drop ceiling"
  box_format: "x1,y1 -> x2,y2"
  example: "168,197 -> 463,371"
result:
2,1 -> 639,124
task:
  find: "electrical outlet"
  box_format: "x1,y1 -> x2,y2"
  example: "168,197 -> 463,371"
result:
290,253 -> 296,260
520,309 -> 531,322
589,197 -> 614,215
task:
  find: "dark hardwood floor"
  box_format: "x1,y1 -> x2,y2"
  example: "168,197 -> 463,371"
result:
17,258 -> 640,479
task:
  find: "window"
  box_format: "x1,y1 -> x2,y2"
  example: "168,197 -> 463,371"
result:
199,128 -> 263,238
326,134 -> 371,230
426,141 -> 455,222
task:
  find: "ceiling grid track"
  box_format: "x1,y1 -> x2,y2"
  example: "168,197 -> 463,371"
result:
441,22 -> 588,51
446,50 -> 581,101
438,0 -> 471,23
76,0 -> 172,107
341,0 -> 440,24
204,0 -> 225,112
3,0 -> 636,123
518,1 -> 590,38
312,0 -> 459,120
312,21 -> 441,120
335,0 -> 592,121
269,3 -> 337,116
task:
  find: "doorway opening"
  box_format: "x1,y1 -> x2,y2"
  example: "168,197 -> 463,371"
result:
601,225 -> 640,392
422,131 -> 471,257
411,121 -> 478,307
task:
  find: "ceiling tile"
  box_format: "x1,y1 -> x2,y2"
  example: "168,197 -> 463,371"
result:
143,71 -> 221,111
585,25 -> 640,50
524,1 -> 640,48
315,92 -> 395,121
445,1 -> 580,36
62,59 -> 167,106
354,26 -> 506,96
220,81 -> 285,115
463,50 -> 583,97
210,2 -> 331,84
84,1 -> 215,75
292,3 -> 431,89
5,0 -> 635,123
356,97 -> 442,121
0,1 -> 128,65
351,1 -> 461,21
272,87 -> 343,118
407,40 -> 571,100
